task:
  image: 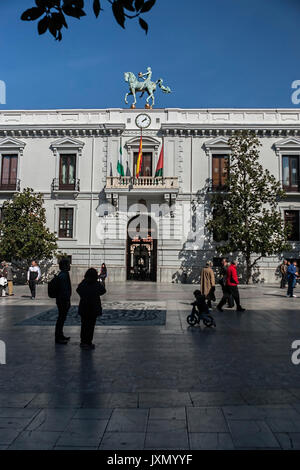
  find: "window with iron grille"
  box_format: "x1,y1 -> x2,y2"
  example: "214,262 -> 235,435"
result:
59,208 -> 74,238
285,210 -> 300,241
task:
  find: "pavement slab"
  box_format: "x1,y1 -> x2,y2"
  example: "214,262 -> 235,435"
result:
0,283 -> 300,450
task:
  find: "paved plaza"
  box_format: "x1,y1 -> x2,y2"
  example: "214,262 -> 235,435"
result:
0,282 -> 300,450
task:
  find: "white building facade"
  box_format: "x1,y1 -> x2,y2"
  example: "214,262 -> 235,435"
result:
0,107 -> 300,284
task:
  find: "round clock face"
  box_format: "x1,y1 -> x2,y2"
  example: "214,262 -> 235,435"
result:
135,114 -> 151,129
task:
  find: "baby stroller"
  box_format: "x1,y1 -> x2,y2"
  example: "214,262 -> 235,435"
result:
187,303 -> 216,327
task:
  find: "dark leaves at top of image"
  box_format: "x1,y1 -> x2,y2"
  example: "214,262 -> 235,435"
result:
139,17 -> 148,34
135,0 -> 144,11
141,0 -> 156,14
121,0 -> 135,12
62,0 -> 86,18
93,0 -> 102,17
21,0 -> 157,39
112,1 -> 126,29
21,7 -> 45,21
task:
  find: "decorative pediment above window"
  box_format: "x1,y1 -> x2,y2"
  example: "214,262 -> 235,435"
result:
50,137 -> 85,157
204,136 -> 229,150
203,136 -> 229,157
125,136 -> 160,151
0,137 -> 26,156
274,137 -> 300,155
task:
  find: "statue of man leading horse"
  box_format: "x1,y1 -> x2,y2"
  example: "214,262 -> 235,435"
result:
124,67 -> 171,108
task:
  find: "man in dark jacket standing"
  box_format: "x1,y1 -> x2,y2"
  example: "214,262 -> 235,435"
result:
55,258 -> 72,344
217,260 -> 245,312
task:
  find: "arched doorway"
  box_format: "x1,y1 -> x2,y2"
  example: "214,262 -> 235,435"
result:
127,215 -> 157,282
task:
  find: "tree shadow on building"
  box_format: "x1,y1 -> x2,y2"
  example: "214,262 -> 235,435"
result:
172,180 -> 217,284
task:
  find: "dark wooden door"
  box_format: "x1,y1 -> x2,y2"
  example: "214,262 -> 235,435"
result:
1,155 -> 18,189
134,152 -> 152,177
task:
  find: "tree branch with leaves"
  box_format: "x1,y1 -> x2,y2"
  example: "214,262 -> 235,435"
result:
21,0 -> 157,41
0,188 -> 58,270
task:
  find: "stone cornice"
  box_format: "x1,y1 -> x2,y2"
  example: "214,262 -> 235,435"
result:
0,124 -> 125,138
161,124 -> 300,137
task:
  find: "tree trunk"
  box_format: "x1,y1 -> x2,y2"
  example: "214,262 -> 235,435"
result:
245,251 -> 251,285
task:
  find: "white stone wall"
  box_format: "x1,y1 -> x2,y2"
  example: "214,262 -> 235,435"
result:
1,108 -> 300,283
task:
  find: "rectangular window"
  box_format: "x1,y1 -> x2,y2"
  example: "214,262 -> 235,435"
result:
134,152 -> 152,177
59,154 -> 76,190
212,155 -> 229,190
282,156 -> 299,191
59,208 -> 74,238
1,155 -> 18,190
285,210 -> 300,241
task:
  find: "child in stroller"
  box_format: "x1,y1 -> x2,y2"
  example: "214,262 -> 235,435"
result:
187,290 -> 216,327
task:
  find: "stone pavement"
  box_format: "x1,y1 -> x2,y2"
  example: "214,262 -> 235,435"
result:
0,282 -> 300,450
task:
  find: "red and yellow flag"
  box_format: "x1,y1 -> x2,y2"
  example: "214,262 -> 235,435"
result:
136,135 -> 143,178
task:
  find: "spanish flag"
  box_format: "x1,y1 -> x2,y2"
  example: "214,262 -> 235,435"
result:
136,135 -> 143,178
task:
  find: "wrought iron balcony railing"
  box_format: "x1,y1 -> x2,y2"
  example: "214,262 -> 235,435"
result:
207,180 -> 229,193
281,181 -> 300,193
106,176 -> 179,190
51,178 -> 80,192
0,179 -> 21,192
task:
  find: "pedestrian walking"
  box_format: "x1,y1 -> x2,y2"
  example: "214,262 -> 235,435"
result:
0,263 -> 7,297
200,261 -> 216,308
77,268 -> 106,350
99,263 -> 107,286
287,261 -> 298,298
27,260 -> 41,299
54,258 -> 72,345
2,261 -> 13,296
218,258 -> 228,293
217,260 -> 245,312
218,257 -> 232,307
280,259 -> 288,289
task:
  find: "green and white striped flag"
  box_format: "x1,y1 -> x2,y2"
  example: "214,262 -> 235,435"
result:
117,144 -> 124,176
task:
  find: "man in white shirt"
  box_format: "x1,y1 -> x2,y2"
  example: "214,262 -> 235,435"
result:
27,260 -> 41,299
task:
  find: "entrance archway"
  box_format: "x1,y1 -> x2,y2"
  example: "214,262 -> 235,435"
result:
126,215 -> 157,282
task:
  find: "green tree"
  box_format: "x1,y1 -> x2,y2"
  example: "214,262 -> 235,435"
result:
206,130 -> 290,284
21,0 -> 156,40
0,188 -> 58,269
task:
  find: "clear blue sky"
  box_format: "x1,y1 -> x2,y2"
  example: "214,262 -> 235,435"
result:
1,0 -> 300,109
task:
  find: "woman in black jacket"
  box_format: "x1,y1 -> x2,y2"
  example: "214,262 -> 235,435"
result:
76,268 -> 106,350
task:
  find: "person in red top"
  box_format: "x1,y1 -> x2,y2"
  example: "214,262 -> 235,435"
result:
217,260 -> 245,312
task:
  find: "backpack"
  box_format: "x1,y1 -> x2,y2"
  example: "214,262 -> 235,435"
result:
48,274 -> 59,298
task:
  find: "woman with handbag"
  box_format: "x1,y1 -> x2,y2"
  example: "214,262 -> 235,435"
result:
77,268 -> 106,350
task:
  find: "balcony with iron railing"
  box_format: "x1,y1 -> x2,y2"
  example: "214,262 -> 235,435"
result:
207,179 -> 228,193
105,176 -> 179,193
51,178 -> 80,193
281,180 -> 300,194
0,179 -> 21,192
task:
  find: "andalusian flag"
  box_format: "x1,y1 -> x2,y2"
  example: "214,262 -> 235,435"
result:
117,144 -> 124,176
136,135 -> 143,178
155,145 -> 164,177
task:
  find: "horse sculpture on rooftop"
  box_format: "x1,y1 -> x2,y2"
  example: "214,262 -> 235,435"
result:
124,67 -> 171,108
